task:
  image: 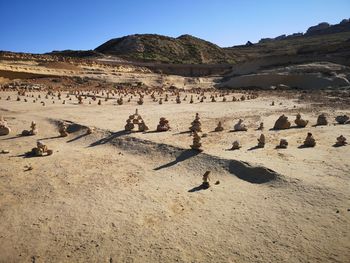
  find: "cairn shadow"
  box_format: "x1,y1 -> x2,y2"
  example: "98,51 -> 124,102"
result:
38,135 -> 63,141
173,131 -> 191,135
188,183 -> 210,192
2,135 -> 22,140
229,130 -> 247,133
332,143 -> 346,148
66,133 -> 89,143
89,130 -> 128,147
298,144 -> 314,149
248,145 -> 262,151
146,130 -> 164,134
154,149 -> 200,171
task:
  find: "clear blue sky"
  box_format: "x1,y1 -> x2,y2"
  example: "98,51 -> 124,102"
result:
1,0 -> 349,53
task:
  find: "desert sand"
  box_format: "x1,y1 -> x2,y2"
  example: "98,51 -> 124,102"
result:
0,79 -> 349,263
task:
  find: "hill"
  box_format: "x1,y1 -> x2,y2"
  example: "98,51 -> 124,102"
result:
92,19 -> 350,65
95,34 -> 231,64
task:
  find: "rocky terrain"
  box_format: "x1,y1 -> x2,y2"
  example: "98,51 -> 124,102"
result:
0,18 -> 350,263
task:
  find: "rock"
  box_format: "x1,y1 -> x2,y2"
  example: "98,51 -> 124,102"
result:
295,113 -> 308,127
257,134 -> 266,148
59,122 -> 69,137
190,131 -> 202,151
303,132 -> 316,147
189,113 -> 202,133
273,115 -> 291,130
316,113 -> 328,126
335,115 -> 349,124
231,140 -> 241,150
234,119 -> 247,131
125,109 -> 148,132
156,117 -> 170,132
202,171 -> 211,188
0,116 -> 11,136
214,121 -> 224,132
278,139 -> 288,149
335,135 -> 347,146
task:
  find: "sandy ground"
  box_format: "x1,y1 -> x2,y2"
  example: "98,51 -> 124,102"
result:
0,90 -> 349,263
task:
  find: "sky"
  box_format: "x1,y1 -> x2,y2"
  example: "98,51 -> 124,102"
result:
0,0 -> 349,53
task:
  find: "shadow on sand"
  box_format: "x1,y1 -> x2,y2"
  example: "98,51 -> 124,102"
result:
66,133 -> 89,143
154,149 -> 200,171
89,130 -> 128,147
188,183 -> 210,192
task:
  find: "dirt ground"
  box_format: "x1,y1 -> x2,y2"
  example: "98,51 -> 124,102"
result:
0,89 -> 349,263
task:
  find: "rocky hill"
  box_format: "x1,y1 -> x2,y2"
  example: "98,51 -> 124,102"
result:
95,34 -> 231,64
92,19 -> 350,65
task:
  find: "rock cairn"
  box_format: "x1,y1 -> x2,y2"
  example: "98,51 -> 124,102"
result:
189,113 -> 202,132
0,116 -> 11,136
29,141 -> 53,156
124,109 -> 149,132
316,114 -> 328,126
234,119 -> 247,131
295,113 -> 308,127
22,121 -> 38,136
257,134 -> 266,148
335,135 -> 347,146
156,117 -> 170,132
190,131 -> 202,151
214,121 -> 224,132
202,171 -> 211,188
278,139 -> 288,149
273,115 -> 291,130
231,140 -> 241,150
59,122 -> 68,137
303,132 -> 316,147
335,115 -> 349,124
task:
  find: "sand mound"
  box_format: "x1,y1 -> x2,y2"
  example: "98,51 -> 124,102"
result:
86,128 -> 283,184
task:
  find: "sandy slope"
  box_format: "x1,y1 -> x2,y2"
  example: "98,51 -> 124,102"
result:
0,91 -> 349,262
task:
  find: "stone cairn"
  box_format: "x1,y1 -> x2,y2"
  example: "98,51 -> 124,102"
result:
257,134 -> 266,148
117,97 -> 123,105
189,113 -> 202,133
273,115 -> 291,130
303,132 -> 316,147
22,121 -> 38,136
316,113 -> 328,126
190,131 -> 202,151
295,113 -> 308,128
156,117 -> 170,132
234,119 -> 247,131
124,109 -> 149,132
231,140 -> 241,150
278,139 -> 288,149
335,135 -> 347,147
0,116 -> 11,136
78,95 -> 83,104
202,171 -> 211,189
176,95 -> 181,104
58,122 -> 69,137
214,121 -> 224,132
257,122 -> 264,130
335,115 -> 349,124
29,141 -> 53,156
137,97 -> 144,105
